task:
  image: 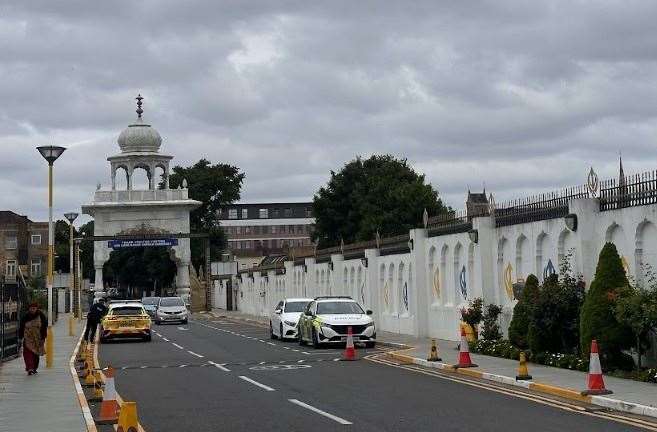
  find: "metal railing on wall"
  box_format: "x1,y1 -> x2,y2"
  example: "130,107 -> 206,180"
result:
600,170 -> 657,211
1,276 -> 26,362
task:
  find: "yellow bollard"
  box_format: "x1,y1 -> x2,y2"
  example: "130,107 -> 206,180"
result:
69,315 -> 75,336
83,363 -> 96,387
88,370 -> 104,402
117,401 -> 140,432
427,338 -> 442,362
516,351 -> 532,381
45,326 -> 53,368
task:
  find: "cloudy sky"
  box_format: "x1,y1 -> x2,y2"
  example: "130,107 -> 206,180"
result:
2,1 -> 657,223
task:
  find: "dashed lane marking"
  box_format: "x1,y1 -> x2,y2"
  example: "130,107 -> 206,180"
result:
111,358 -> 341,371
250,364 -> 312,371
188,350 -> 204,358
267,342 -> 276,346
208,360 -> 231,372
163,338 -> 170,342
288,399 -> 352,425
172,343 -> 184,349
179,364 -> 187,368
239,375 -> 276,391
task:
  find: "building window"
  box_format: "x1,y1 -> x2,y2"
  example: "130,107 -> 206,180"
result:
228,208 -> 238,219
5,235 -> 17,250
31,258 -> 42,276
234,241 -> 242,250
242,208 -> 248,219
272,209 -> 280,218
259,208 -> 268,219
6,260 -> 17,277
271,225 -> 277,234
31,234 -> 42,245
244,226 -> 251,234
305,207 -> 312,217
284,208 -> 292,217
235,226 -> 241,235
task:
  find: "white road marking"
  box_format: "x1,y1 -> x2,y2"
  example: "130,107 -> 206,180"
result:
172,343 -> 184,349
292,349 -> 300,352
163,338 -> 170,342
140,366 -> 147,369
259,361 -> 266,365
188,350 -> 204,358
238,376 -> 275,392
177,327 -> 189,331
301,352 -> 311,355
208,361 -> 231,372
297,360 -> 305,363
333,358 -> 341,362
283,347 -> 291,350
288,399 -> 352,425
179,364 -> 187,368
267,342 -> 276,346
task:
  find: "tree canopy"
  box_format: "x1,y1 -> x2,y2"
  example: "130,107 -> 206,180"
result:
312,155 -> 448,247
104,247 -> 176,297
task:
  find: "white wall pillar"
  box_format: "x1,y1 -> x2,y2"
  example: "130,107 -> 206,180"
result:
410,228 -> 428,337
176,260 -> 191,304
364,248 -> 380,325
568,198 -> 600,284
475,215 -> 497,305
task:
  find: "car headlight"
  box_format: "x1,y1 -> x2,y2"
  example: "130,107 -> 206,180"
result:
284,320 -> 296,326
365,321 -> 375,328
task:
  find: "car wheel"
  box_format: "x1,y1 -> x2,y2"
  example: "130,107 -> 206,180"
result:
312,329 -> 322,349
279,324 -> 285,341
270,322 -> 277,339
144,334 -> 152,342
182,318 -> 188,324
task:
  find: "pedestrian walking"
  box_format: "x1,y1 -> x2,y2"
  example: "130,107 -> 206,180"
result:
18,302 -> 48,375
84,298 -> 108,343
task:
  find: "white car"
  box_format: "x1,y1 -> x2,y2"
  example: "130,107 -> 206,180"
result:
297,296 -> 376,348
270,298 -> 313,340
154,296 -> 189,324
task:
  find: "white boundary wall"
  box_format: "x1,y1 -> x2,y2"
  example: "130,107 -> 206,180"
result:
232,197 -> 657,342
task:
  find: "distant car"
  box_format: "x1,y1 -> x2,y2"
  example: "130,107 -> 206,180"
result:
270,298 -> 313,340
155,296 -> 188,324
297,296 -> 375,348
141,297 -> 160,318
99,302 -> 151,343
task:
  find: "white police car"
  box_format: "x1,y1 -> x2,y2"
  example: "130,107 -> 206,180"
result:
297,296 -> 376,348
269,297 -> 313,340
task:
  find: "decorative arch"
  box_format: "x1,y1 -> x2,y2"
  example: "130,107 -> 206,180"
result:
114,165 -> 130,190
635,219 -> 657,284
515,234 -> 528,282
439,244 -> 449,305
453,242 -> 464,304
397,262 -> 405,313
467,242 -> 475,299
535,232 -> 547,282
428,246 -> 438,303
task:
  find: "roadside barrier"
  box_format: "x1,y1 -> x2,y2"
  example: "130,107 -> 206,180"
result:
515,352 -> 532,381
427,338 -> 442,362
83,363 -> 96,387
454,328 -> 477,368
116,401 -> 140,432
341,326 -> 357,361
76,341 -> 86,363
581,339 -> 612,396
97,366 -> 120,424
88,370 -> 104,402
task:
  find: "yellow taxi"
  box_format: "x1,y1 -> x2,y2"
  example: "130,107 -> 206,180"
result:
99,301 -> 152,342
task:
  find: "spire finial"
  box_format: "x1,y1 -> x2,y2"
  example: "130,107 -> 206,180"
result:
136,94 -> 144,119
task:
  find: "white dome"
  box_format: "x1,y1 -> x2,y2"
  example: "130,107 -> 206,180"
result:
117,118 -> 162,153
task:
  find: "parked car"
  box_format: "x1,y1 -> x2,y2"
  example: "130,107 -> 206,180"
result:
141,297 -> 160,318
270,298 -> 313,340
298,296 -> 375,348
155,296 -> 188,324
99,301 -> 151,343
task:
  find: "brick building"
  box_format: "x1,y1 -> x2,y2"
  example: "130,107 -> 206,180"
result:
0,211 -> 48,281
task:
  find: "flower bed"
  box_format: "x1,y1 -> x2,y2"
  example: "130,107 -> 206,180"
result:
470,339 -> 588,372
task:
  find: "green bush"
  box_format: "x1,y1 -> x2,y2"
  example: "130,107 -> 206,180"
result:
481,304 -> 503,341
580,242 -> 634,370
460,298 -> 483,337
508,274 -> 539,348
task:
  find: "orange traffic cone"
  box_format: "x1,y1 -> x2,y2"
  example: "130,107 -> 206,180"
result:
97,366 -> 120,424
341,326 -> 357,361
581,340 -> 612,396
454,328 -> 477,368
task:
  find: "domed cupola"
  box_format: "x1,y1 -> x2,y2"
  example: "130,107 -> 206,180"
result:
117,94 -> 163,153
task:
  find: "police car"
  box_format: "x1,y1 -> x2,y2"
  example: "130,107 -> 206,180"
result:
297,296 -> 376,348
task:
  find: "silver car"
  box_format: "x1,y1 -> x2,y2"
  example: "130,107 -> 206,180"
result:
155,296 -> 188,324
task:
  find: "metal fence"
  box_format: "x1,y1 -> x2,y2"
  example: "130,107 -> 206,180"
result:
1,276 -> 27,362
600,171 -> 657,211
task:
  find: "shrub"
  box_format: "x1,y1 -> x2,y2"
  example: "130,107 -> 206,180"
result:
481,304 -> 503,341
460,298 -> 483,337
580,242 -> 634,370
508,274 -> 539,348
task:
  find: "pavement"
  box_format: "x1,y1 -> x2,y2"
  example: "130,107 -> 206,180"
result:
97,312 -> 654,431
0,313 -> 87,432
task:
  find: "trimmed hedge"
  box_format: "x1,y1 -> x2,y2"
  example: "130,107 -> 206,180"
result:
508,274 -> 539,349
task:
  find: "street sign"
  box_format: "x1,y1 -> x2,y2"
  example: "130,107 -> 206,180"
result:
108,238 -> 179,249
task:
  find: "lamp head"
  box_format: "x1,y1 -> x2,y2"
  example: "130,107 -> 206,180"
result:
64,212 -> 79,224
37,146 -> 66,165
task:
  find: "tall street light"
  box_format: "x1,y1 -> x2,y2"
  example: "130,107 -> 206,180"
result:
64,212 -> 78,336
37,145 -> 66,368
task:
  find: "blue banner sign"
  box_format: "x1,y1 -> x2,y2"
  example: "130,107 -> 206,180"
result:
108,238 -> 179,249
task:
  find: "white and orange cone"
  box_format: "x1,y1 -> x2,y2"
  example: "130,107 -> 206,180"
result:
454,328 -> 477,368
97,366 -> 120,424
581,339 -> 612,395
341,326 -> 357,361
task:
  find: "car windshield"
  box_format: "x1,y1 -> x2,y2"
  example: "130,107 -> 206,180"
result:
317,302 -> 364,315
111,306 -> 144,316
284,301 -> 308,313
160,298 -> 184,307
142,297 -> 159,305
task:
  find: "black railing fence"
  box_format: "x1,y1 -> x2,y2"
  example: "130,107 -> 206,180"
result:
600,170 -> 657,211
1,277 -> 27,362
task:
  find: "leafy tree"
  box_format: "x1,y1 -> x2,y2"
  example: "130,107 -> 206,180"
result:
481,304 -> 503,341
580,242 -> 634,369
508,274 -> 539,349
78,221 -> 95,281
312,155 -> 448,247
460,298 -> 484,338
168,159 -> 245,270
54,219 -> 75,273
104,247 -> 176,297
614,282 -> 657,370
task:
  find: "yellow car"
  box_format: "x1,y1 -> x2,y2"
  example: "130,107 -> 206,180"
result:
99,301 -> 152,342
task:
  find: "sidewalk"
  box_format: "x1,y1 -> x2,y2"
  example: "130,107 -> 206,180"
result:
209,308 -> 657,418
0,314 -> 86,432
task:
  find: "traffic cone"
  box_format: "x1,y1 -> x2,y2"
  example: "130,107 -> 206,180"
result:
454,328 -> 477,368
116,401 -> 140,432
427,338 -> 442,362
97,367 -> 120,424
515,351 -> 532,380
341,326 -> 357,361
581,339 -> 612,395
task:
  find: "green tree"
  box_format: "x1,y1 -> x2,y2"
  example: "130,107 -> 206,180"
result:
78,221 -> 95,281
104,247 -> 176,297
508,274 -> 540,349
168,159 -> 245,270
54,219 -> 75,273
614,282 -> 657,370
580,242 -> 634,369
312,155 -> 449,247
460,297 -> 484,338
481,304 -> 503,341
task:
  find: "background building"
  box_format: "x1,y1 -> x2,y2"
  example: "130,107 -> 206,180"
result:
218,202 -> 315,270
0,211 -> 48,282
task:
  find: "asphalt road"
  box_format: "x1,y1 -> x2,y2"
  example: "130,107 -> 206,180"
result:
99,317 -> 649,432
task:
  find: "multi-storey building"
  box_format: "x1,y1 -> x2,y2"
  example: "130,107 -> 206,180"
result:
0,211 -> 48,281
218,202 -> 315,269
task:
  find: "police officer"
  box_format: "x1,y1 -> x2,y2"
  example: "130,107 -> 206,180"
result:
83,298 -> 108,342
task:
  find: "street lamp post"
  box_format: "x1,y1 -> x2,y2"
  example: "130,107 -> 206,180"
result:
37,145 -> 66,368
64,212 -> 78,335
